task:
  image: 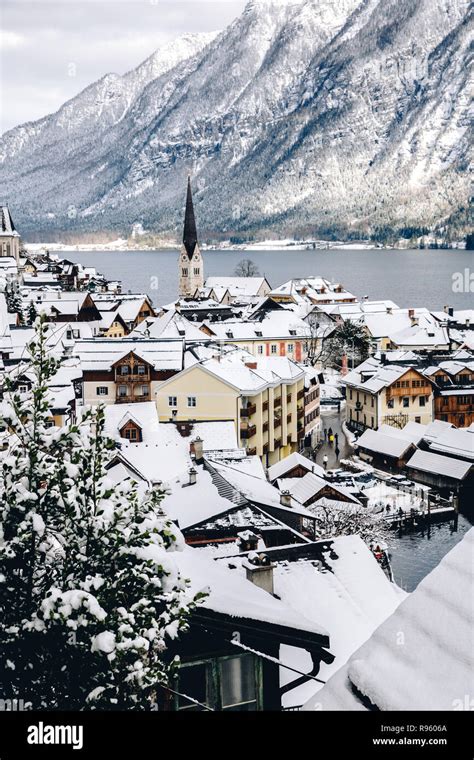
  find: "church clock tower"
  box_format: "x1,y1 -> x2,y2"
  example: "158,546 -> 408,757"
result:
178,176 -> 204,298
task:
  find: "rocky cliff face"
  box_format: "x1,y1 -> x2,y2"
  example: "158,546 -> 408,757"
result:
0,0 -> 471,239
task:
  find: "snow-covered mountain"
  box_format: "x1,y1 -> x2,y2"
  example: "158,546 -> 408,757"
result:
1,0 -> 471,239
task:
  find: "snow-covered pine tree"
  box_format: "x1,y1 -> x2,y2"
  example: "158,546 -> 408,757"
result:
0,315 -> 201,709
27,300 -> 38,326
5,284 -> 24,325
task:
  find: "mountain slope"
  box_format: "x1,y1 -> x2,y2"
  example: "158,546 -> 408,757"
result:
0,0 -> 471,239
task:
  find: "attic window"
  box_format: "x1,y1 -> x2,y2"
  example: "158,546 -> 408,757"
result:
226,330 -> 234,338
289,329 -> 297,336
255,330 -> 262,337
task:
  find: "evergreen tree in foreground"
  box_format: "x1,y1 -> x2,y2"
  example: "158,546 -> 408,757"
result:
0,316 -> 202,709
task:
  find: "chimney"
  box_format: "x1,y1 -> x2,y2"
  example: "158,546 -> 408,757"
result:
386,306 -> 392,314
408,308 -> 415,319
188,467 -> 197,486
280,490 -> 292,507
380,352 -> 387,365
237,530 -> 259,553
191,435 -> 204,464
243,553 -> 275,595
466,318 -> 470,328
448,307 -> 454,318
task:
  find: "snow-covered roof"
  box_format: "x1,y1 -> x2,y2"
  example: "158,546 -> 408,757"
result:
279,472 -> 360,507
306,529 -> 474,711
274,535 -> 405,708
208,459 -> 315,517
180,348 -> 305,395
108,420 -> 239,485
131,310 -> 205,340
344,358 -> 428,394
176,547 -> 328,637
73,339 -> 183,371
267,452 -> 325,482
428,427 -> 474,461
203,311 -> 315,341
204,276 -> 270,298
103,402 -> 159,440
356,428 -> 415,458
406,450 -> 472,481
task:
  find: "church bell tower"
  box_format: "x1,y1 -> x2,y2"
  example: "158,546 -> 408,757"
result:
179,177 -> 204,298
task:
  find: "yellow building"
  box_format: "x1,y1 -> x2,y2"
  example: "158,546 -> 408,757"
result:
344,358 -> 434,432
155,349 -> 306,465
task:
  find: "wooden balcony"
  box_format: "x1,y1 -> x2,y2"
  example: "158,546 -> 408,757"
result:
274,418 -> 281,429
263,421 -> 269,433
286,393 -> 292,403
297,407 -> 304,419
297,389 -> 305,400
241,425 -> 257,439
263,400 -> 269,412
274,396 -> 282,408
286,413 -> 292,424
240,402 -> 257,418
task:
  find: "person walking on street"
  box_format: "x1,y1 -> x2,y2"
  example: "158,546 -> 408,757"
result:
323,454 -> 328,470
334,445 -> 340,459
328,427 -> 333,437
334,432 -> 339,446
323,428 -> 327,441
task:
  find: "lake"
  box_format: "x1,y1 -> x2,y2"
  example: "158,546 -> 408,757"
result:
62,247 -> 473,309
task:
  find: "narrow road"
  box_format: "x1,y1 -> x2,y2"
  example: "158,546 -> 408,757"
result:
316,407 -> 351,470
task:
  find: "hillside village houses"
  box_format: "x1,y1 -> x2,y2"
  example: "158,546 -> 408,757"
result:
1,185 -> 473,711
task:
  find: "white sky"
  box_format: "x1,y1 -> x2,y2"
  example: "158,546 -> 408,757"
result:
0,0 -> 246,133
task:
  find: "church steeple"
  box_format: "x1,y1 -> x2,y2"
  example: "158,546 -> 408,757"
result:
178,176 -> 204,298
183,175 -> 198,259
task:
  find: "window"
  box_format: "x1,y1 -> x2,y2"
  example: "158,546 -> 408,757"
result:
118,385 -> 128,398
137,365 -> 146,375
387,398 -> 394,409
182,268 -> 188,276
194,268 -> 200,275
271,344 -> 277,354
97,386 -> 108,396
168,396 -> 177,407
66,330 -> 73,340
402,397 -> 410,408
187,396 -> 197,408
139,385 -> 149,397
419,396 -> 426,407
124,428 -> 138,441
220,656 -> 257,711
19,385 -> 29,394
415,416 -> 421,423
176,654 -> 259,712
287,343 -> 294,353
257,345 -> 264,354
73,329 -> 80,339
120,365 -> 129,376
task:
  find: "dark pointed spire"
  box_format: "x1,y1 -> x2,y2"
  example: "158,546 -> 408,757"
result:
183,175 -> 198,259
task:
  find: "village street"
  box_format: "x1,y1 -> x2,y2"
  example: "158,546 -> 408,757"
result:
316,406 -> 352,470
